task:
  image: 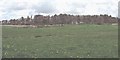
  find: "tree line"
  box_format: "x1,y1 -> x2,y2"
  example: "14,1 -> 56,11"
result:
1,14 -> 118,25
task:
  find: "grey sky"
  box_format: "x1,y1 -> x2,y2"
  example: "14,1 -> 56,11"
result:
0,0 -> 119,20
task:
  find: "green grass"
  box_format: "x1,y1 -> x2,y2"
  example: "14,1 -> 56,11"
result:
2,24 -> 118,58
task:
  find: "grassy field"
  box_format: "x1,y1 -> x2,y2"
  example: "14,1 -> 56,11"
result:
2,24 -> 118,58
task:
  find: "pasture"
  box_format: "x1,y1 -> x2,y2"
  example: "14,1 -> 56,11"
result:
2,24 -> 118,58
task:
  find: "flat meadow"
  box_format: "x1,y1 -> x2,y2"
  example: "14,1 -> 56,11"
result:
2,24 -> 118,58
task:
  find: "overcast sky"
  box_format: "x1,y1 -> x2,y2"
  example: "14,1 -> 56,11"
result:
0,0 -> 119,20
